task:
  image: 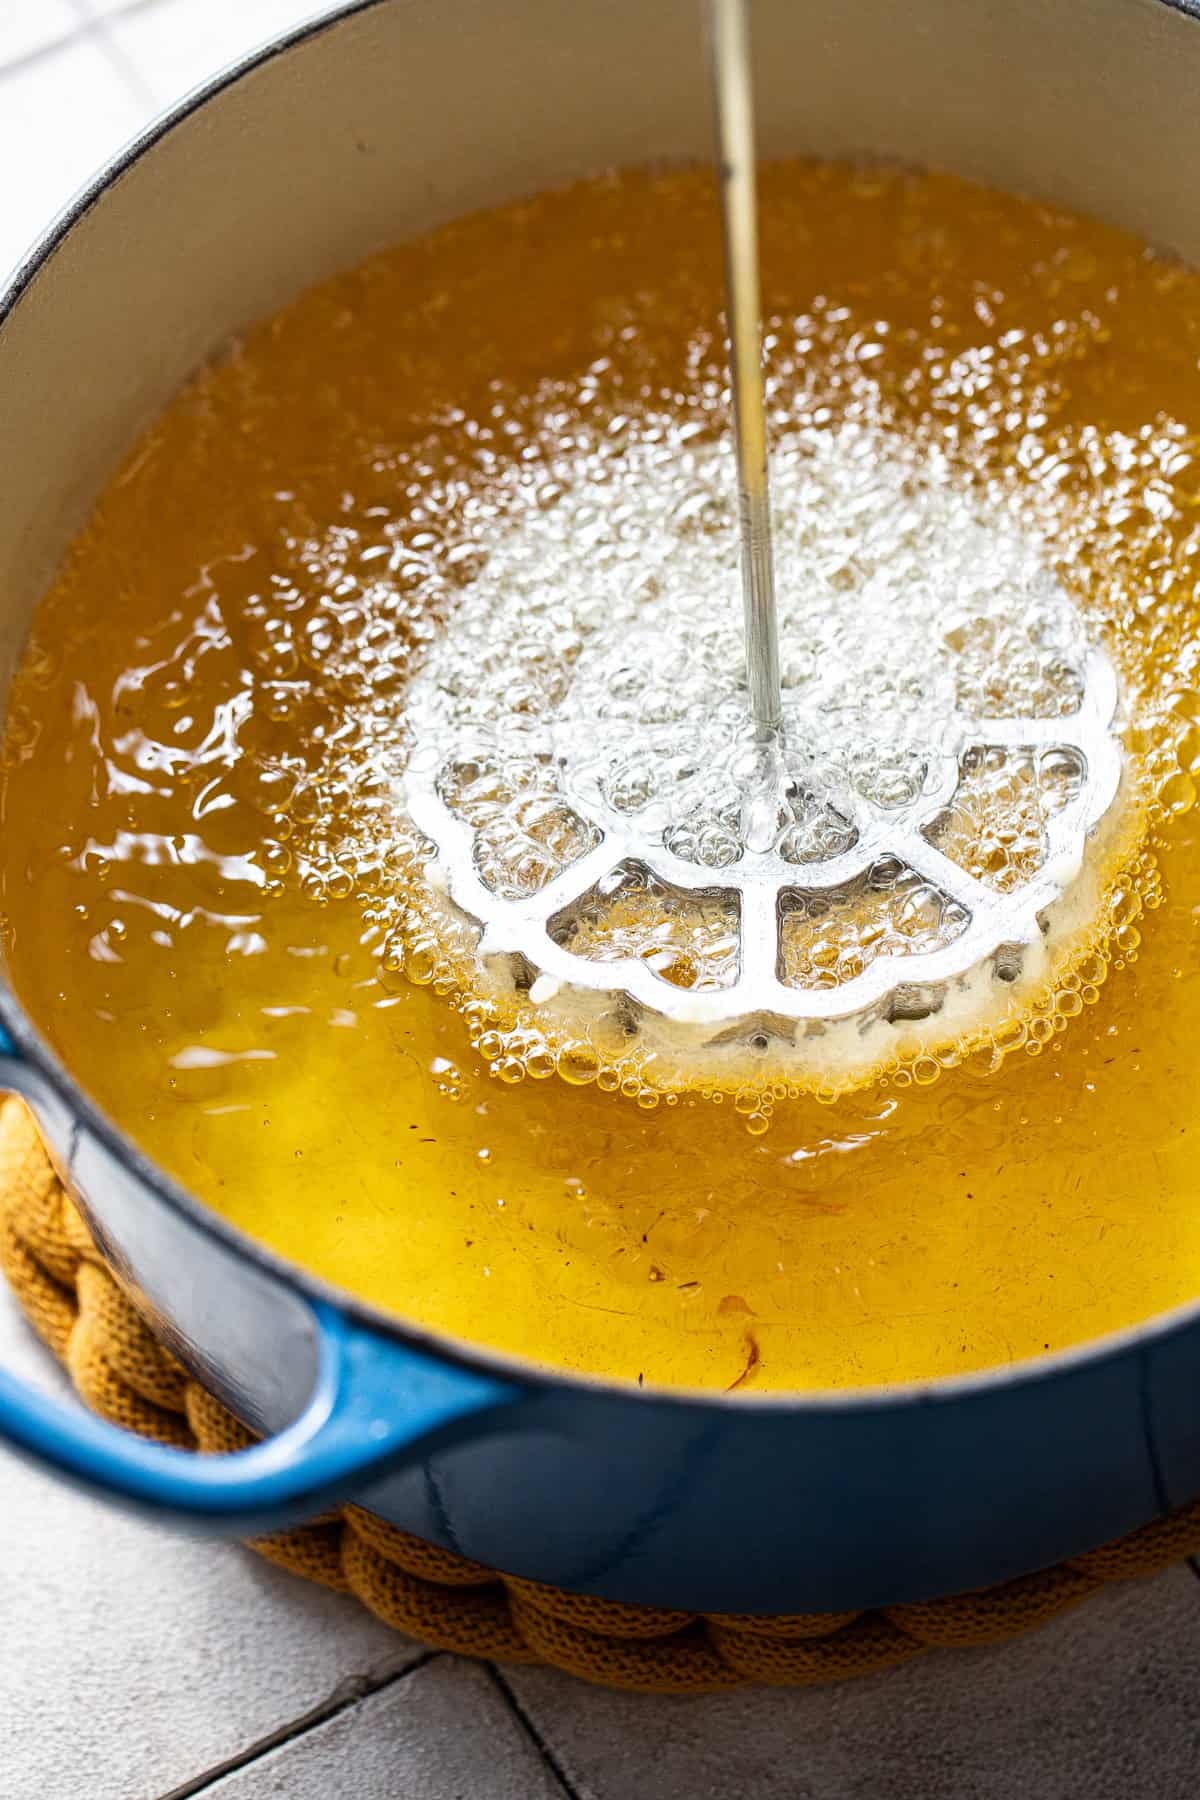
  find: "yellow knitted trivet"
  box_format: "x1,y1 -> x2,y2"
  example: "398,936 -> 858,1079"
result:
2,1096 -> 1198,1693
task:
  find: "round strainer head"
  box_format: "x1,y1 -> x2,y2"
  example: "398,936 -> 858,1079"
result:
398,430 -> 1128,1093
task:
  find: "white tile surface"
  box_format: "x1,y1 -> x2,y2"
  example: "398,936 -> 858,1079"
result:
201,1659 -> 566,1799
0,1 -> 79,71
0,1288 -> 421,1800
109,0 -> 338,106
74,0 -> 191,16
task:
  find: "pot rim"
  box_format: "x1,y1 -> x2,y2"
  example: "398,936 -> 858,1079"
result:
3,0 -> 1200,1418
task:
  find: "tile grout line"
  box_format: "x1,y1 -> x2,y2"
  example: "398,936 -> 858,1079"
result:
69,0 -> 161,111
66,0 -> 174,25
0,0 -> 166,103
486,1663 -> 587,1800
152,1650 -> 443,1800
0,20 -> 96,82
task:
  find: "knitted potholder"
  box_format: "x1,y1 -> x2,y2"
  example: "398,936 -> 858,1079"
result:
2,1096 -> 1197,1694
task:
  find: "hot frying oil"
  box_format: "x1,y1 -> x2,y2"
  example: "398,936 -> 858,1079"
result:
5,163 -> 1200,1390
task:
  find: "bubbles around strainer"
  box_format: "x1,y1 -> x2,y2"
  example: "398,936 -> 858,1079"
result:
399,429 -> 1127,1091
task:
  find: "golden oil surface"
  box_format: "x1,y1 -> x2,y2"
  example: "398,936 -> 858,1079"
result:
6,164 -> 1200,1391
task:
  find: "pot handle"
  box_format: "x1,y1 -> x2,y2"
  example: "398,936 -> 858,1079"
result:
0,1298 -> 521,1534
0,1032 -> 522,1532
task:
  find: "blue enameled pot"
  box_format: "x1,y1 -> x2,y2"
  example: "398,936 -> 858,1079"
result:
1,0 -> 1199,1614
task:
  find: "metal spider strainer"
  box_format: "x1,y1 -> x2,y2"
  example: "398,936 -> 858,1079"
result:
397,0 -> 1127,1093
